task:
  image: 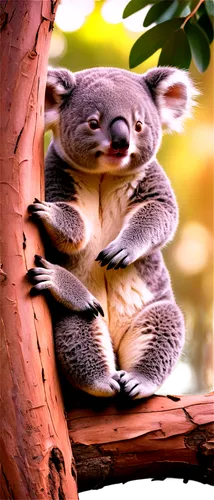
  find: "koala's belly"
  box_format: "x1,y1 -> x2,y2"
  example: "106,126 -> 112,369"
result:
105,266 -> 154,351
71,254 -> 154,352
66,171 -> 154,350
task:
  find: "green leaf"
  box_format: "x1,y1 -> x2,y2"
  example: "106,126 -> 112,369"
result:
123,0 -> 158,19
198,10 -> 214,43
205,0 -> 214,17
129,17 -> 183,68
158,29 -> 191,69
185,21 -> 211,72
175,1 -> 191,17
143,0 -> 179,27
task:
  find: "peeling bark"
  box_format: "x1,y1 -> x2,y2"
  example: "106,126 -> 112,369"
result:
67,392 -> 214,491
0,2 -> 78,498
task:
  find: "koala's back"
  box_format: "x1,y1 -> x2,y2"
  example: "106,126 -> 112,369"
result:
45,144 -> 173,351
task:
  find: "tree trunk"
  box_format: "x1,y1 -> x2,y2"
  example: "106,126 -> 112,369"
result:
67,392 -> 214,492
0,2 -> 78,498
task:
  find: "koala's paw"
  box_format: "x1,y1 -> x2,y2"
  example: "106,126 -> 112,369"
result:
28,255 -> 104,317
87,376 -> 120,398
95,237 -> 135,270
28,199 -> 53,223
113,371 -> 156,399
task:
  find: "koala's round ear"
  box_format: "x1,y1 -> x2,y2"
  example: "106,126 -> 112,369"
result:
45,67 -> 76,131
143,67 -> 199,132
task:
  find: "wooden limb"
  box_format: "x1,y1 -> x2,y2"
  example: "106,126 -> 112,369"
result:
0,2 -> 78,498
67,392 -> 214,491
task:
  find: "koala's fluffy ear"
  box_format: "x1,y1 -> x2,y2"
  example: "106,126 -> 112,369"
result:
45,67 -> 76,130
143,67 -> 199,132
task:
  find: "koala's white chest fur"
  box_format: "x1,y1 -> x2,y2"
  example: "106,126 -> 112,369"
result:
67,170 -> 153,350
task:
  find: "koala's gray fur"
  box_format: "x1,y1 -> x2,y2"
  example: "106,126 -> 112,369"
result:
28,66 -> 197,399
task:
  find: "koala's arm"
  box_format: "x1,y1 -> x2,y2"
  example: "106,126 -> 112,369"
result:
97,161 -> 178,269
28,144 -> 90,254
28,255 -> 104,317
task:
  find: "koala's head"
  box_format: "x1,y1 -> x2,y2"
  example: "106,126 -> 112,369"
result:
45,66 -> 198,175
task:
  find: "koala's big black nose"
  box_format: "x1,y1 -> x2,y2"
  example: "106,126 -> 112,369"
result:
109,118 -> 130,151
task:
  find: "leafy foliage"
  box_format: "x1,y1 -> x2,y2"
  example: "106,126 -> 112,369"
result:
158,28 -> 192,69
123,0 -> 214,72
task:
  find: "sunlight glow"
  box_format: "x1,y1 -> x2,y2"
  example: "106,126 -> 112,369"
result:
49,31 -> 67,59
123,7 -> 151,32
190,124 -> 214,157
101,0 -> 150,32
55,0 -> 95,32
173,222 -> 212,275
156,361 -> 194,395
101,0 -> 127,24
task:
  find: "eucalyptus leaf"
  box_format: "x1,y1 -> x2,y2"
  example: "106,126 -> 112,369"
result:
143,0 -> 179,27
175,1 -> 191,17
158,29 -> 191,69
129,18 -> 183,68
198,10 -> 214,43
179,0 -> 192,5
196,2 -> 207,18
185,21 -> 211,72
205,0 -> 214,16
123,0 -> 158,19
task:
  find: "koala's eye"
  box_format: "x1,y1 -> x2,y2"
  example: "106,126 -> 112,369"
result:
88,119 -> 100,130
135,121 -> 143,132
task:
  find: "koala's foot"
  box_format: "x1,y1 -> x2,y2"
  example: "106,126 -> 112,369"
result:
85,376 -> 120,398
116,300 -> 185,399
113,370 -> 158,399
54,313 -> 119,397
28,255 -> 104,317
28,199 -> 87,253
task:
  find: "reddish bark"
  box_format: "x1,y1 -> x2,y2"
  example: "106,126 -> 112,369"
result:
67,392 -> 214,491
0,2 -> 78,498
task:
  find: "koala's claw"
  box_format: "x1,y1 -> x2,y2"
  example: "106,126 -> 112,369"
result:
91,301 -> 105,317
86,300 -> 104,318
27,264 -> 53,292
113,370 -> 155,399
28,200 -> 51,219
34,254 -> 51,268
96,240 -> 132,270
112,371 -> 141,398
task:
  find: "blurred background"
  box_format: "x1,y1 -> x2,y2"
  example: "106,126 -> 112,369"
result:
46,0 -> 213,395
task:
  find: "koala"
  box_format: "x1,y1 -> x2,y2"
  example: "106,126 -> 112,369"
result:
28,66 -> 197,399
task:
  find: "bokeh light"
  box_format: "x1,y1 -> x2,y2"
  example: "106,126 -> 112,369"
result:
123,7 -> 151,32
49,31 -> 67,59
101,0 -> 127,24
101,0 -> 150,32
55,0 -> 95,32
190,124 -> 214,157
173,222 -> 212,275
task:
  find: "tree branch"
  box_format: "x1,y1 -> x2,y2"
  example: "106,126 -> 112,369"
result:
67,392 -> 214,492
181,0 -> 205,29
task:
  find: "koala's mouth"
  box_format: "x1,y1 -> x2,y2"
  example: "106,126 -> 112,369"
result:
95,148 -> 129,159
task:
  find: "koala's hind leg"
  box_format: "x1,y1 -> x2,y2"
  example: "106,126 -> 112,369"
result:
115,300 -> 185,399
54,313 -> 120,397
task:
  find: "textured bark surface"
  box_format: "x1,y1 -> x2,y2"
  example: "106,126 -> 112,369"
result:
0,2 -> 78,499
67,392 -> 214,491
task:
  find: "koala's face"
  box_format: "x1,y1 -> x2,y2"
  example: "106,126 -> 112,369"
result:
45,67 -> 197,175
